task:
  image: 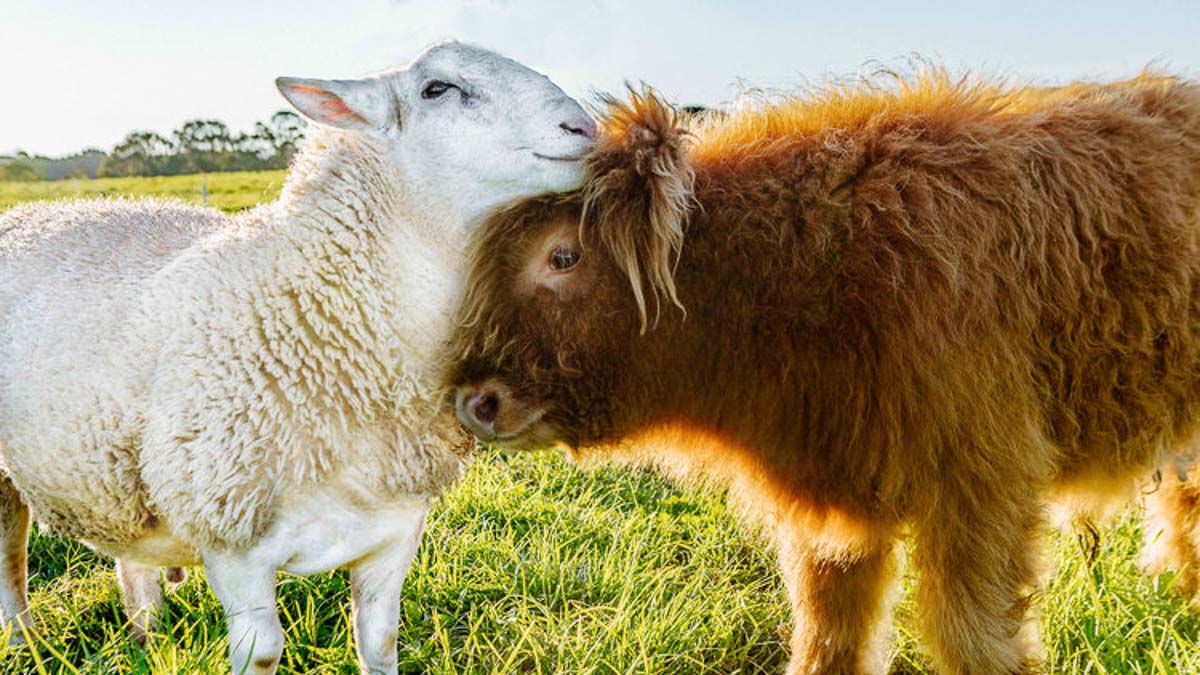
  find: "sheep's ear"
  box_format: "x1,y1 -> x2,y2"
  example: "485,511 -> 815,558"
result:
275,76 -> 395,132
583,86 -> 693,332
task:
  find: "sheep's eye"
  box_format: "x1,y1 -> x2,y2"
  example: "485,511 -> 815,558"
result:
422,81 -> 456,99
549,246 -> 581,271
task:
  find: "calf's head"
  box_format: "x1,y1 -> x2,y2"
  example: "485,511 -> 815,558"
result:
446,89 -> 693,449
276,41 -> 595,223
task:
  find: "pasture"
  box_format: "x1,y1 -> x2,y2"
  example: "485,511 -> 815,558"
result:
0,172 -> 286,214
0,175 -> 1197,673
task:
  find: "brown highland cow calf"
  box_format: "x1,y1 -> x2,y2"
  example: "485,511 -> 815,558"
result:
446,72 -> 1200,674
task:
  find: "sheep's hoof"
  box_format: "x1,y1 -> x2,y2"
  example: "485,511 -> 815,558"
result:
127,613 -> 162,648
6,631 -> 27,647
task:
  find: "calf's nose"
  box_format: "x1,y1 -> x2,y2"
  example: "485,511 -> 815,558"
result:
456,386 -> 501,437
470,391 -> 499,424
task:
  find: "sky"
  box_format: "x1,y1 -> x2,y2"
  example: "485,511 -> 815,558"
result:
2,0 -> 1198,157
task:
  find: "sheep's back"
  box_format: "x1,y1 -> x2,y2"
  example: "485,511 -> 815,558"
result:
0,198 -> 229,542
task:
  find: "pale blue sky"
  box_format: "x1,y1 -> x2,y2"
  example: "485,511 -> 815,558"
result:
2,0 -> 1198,157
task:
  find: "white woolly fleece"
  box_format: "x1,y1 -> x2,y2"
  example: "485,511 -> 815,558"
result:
0,128 -> 470,552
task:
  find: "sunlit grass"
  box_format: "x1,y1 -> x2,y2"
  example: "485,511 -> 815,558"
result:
0,450 -> 1197,673
0,171 -> 286,213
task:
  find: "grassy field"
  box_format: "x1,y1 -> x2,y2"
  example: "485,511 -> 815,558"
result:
0,171 -> 286,213
1,176 -> 1199,673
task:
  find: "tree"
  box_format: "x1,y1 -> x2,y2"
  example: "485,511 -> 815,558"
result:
90,111 -> 309,178
265,111 -> 306,168
0,162 -> 40,182
45,149 -> 108,180
173,120 -> 238,173
98,131 -> 174,177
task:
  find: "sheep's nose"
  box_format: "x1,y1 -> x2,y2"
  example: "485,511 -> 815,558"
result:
456,386 -> 500,437
560,118 -> 597,139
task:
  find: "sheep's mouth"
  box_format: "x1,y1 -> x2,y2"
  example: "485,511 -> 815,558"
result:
534,152 -> 584,162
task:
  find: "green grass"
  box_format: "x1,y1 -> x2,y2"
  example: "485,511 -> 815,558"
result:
0,171 -> 286,213
1,176 -> 1199,673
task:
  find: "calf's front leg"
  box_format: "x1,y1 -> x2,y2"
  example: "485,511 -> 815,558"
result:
914,476 -> 1043,674
204,549 -> 284,675
777,518 -> 899,675
350,504 -> 429,675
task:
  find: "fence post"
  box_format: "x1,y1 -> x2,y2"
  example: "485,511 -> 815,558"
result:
201,176 -> 209,207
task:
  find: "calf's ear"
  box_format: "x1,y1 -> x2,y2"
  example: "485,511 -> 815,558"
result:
584,86 -> 694,332
275,76 -> 396,132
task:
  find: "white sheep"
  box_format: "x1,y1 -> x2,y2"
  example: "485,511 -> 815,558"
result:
0,41 -> 594,675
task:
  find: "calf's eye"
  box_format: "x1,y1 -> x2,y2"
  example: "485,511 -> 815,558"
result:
549,246 -> 581,271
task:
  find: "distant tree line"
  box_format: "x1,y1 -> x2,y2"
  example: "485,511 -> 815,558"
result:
0,111 -> 307,181
98,111 -> 306,177
0,149 -> 105,181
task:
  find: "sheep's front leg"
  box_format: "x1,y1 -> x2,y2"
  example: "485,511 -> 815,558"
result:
0,474 -> 31,645
204,550 -> 283,675
350,504 -> 429,675
115,559 -> 163,644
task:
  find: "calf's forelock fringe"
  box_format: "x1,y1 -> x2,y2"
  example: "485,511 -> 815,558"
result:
583,86 -> 695,332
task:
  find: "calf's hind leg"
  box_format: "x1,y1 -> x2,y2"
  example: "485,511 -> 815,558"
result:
1140,467 -> 1200,599
0,473 -> 31,645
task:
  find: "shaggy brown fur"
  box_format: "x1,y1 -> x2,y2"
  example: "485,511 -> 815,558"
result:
445,71 -> 1200,674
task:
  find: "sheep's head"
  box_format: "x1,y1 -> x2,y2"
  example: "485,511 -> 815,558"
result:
277,41 -> 595,224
